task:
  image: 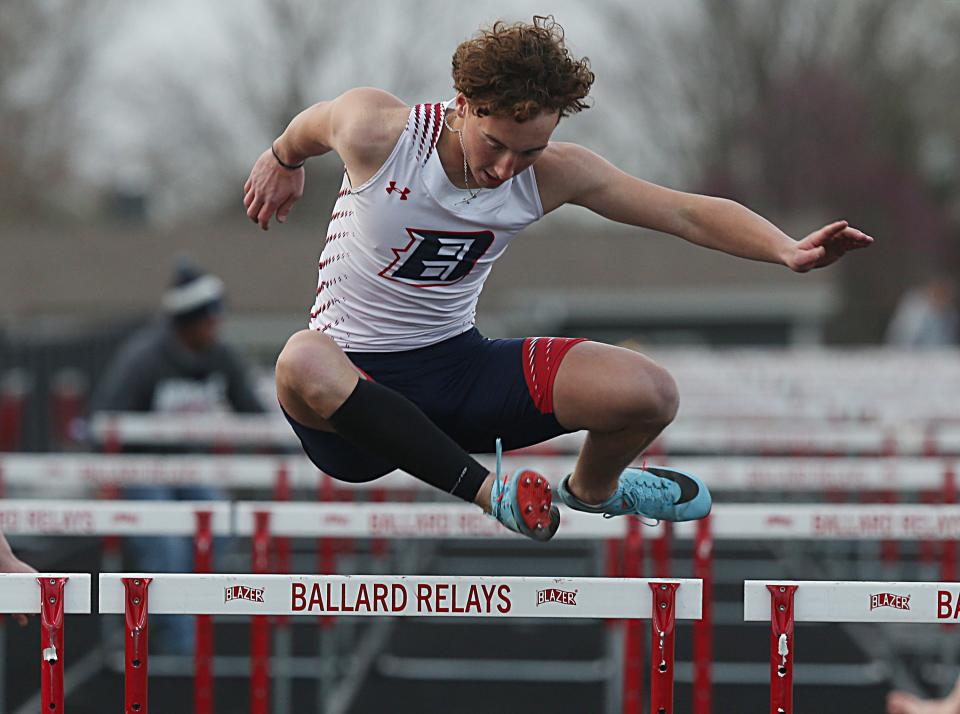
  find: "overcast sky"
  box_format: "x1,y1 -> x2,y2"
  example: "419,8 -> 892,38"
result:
74,0 -> 693,218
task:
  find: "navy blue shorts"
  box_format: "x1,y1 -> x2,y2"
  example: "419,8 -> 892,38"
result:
283,328 -> 587,483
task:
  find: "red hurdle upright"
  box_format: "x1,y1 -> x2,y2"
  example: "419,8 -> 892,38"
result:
692,516 -> 713,714
123,577 -> 152,714
621,517 -> 644,713
193,512 -> 214,714
649,581 -> 680,713
0,574 -> 90,714
250,511 -> 271,714
766,584 -> 798,714
39,577 -> 68,713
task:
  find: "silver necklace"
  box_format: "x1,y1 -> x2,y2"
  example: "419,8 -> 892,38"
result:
443,114 -> 480,205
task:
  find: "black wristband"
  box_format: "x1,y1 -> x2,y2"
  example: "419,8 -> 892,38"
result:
271,142 -> 305,170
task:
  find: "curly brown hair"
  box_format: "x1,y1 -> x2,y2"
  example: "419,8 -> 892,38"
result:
451,15 -> 595,122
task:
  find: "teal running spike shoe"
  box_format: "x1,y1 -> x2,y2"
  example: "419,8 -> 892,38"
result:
489,439 -> 560,542
557,466 -> 711,522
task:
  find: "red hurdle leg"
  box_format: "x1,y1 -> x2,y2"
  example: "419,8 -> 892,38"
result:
693,516 -> 713,714
39,577 -> 67,713
622,517 -> 644,714
649,582 -> 679,714
942,467 -> 957,631
100,428 -> 123,575
123,577 -> 152,714
919,490 -> 940,565
318,475 -> 338,630
942,467 -> 957,581
0,372 -> 26,452
251,511 -> 271,714
271,466 -> 294,710
49,369 -> 85,449
604,536 -> 623,638
767,584 -> 798,714
880,490 -> 899,565
194,512 -> 214,714
371,487 -> 389,560
273,464 -> 291,576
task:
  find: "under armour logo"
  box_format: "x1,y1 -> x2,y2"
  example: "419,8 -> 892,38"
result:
386,181 -> 411,200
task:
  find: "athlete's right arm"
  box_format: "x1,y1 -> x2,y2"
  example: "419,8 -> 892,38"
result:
243,88 -> 406,230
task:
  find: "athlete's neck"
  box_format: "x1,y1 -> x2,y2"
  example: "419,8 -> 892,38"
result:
437,111 -> 478,191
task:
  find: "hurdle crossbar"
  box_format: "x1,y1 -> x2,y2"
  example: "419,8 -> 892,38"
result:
3,453 -> 957,493
4,500 -> 960,541
744,580 -> 960,714
99,574 -> 700,714
0,573 -> 91,615
87,410 -> 960,454
673,504 -> 960,540
234,501 -> 631,539
99,573 -> 701,619
744,580 -> 960,624
237,502 -> 960,541
0,500 -> 231,535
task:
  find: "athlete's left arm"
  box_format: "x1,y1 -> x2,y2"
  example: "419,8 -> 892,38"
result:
540,143 -> 873,272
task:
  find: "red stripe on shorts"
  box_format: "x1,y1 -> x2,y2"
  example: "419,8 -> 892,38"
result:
521,337 -> 587,414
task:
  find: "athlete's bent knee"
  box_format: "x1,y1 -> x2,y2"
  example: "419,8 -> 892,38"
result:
649,367 -> 679,426
622,363 -> 679,429
276,330 -> 357,417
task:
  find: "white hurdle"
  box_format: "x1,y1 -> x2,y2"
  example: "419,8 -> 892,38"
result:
0,500 -> 231,536
744,580 -> 960,714
0,574 -> 91,713
87,411 -> 960,455
2,453 -> 957,494
234,501 -> 630,539
99,573 -> 701,714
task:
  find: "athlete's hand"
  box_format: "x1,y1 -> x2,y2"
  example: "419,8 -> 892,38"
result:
0,547 -> 38,626
243,148 -> 305,231
785,220 -> 874,273
885,689 -> 947,714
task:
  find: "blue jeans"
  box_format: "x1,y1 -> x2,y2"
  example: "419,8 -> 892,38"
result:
123,486 -> 224,655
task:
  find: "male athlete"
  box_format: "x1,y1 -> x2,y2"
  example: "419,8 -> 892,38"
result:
243,17 -> 873,542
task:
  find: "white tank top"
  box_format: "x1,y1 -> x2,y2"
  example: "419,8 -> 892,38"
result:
308,100 -> 544,351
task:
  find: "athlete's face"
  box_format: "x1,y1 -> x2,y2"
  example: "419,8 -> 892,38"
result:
175,314 -> 221,353
457,97 -> 559,188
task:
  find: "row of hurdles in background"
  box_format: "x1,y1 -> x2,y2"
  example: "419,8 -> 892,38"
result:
7,346 -> 960,445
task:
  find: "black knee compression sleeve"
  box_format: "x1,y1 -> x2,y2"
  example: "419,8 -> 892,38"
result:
327,379 -> 488,502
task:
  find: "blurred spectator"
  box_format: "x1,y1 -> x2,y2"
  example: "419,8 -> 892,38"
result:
89,256 -> 265,653
885,274 -> 958,347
